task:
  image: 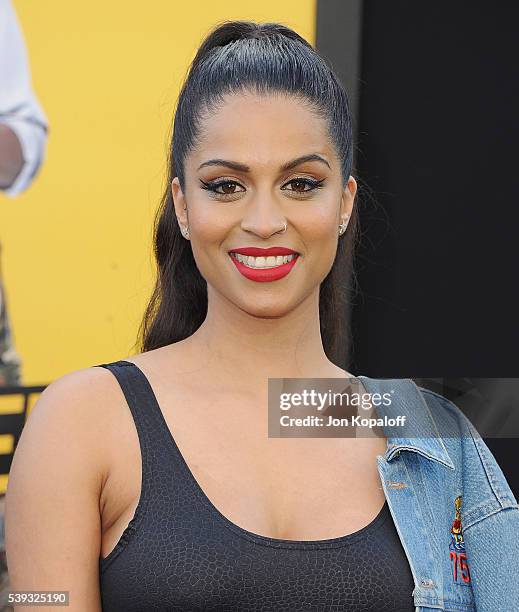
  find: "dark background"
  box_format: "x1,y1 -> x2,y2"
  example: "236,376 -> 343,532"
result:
317,1 -> 519,495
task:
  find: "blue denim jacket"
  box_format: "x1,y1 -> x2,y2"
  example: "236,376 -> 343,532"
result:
358,375 -> 519,612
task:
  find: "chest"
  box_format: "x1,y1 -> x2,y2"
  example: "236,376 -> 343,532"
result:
100,388 -> 388,552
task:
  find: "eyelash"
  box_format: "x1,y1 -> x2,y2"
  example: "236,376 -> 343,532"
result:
199,177 -> 326,199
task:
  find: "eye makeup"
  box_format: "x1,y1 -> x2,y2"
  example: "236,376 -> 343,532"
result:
199,177 -> 326,199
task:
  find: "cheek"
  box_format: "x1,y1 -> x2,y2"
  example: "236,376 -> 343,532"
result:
296,206 -> 341,281
188,201 -> 233,256
297,203 -> 340,250
186,203 -> 243,288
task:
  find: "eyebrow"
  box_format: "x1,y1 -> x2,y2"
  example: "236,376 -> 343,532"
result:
196,153 -> 331,173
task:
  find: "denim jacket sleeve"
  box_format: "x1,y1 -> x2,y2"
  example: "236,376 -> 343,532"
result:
459,425 -> 519,612
422,388 -> 519,612
463,504 -> 519,611
360,376 -> 519,612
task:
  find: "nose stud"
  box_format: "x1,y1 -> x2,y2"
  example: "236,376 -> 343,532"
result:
276,222 -> 288,235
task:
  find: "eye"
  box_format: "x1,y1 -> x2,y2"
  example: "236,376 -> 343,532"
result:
281,178 -> 326,194
199,176 -> 326,199
199,179 -> 245,196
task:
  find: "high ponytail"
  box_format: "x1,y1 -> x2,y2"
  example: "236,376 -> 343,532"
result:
136,20 -> 358,369
190,21 -> 314,70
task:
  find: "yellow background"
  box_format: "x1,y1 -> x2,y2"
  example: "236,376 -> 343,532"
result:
0,0 -> 316,386
0,1 -> 316,491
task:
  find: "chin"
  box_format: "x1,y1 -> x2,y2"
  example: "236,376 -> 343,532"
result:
207,270 -> 318,317
237,299 -> 294,319
235,285 -> 317,319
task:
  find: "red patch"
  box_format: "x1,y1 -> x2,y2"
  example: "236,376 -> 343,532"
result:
449,496 -> 471,583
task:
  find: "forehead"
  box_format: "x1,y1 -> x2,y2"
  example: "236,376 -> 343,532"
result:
189,91 -> 335,169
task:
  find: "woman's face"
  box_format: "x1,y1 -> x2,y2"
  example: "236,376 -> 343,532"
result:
172,91 -> 356,317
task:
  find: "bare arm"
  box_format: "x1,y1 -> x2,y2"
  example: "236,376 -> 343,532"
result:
0,0 -> 48,196
0,123 -> 23,188
4,368 -> 112,611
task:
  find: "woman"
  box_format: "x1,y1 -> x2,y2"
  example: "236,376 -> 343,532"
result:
5,20 -> 518,612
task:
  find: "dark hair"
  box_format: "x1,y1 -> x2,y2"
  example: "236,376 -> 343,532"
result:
136,20 -> 359,368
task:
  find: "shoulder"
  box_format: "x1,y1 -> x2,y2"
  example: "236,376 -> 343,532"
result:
15,365 -> 130,485
414,384 -> 473,434
414,383 -> 518,522
26,364 -> 125,427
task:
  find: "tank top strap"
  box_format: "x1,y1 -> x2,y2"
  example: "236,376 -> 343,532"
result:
93,359 -> 176,469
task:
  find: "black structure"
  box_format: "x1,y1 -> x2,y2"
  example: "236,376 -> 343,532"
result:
316,0 -> 519,494
0,384 -> 47,475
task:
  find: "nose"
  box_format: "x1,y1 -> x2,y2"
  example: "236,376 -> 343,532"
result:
240,197 -> 287,238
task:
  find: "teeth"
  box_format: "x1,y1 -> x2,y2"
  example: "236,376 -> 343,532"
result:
232,253 -> 296,268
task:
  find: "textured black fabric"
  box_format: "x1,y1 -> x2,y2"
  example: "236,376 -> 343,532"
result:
95,360 -> 415,611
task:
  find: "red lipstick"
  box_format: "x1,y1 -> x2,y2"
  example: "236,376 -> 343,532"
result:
228,246 -> 300,283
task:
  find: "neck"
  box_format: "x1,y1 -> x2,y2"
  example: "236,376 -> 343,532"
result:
184,286 -> 345,386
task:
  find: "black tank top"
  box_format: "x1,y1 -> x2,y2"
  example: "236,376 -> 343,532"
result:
96,360 -> 415,611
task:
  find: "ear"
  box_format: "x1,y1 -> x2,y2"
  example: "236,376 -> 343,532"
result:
171,177 -> 189,232
340,176 -> 357,223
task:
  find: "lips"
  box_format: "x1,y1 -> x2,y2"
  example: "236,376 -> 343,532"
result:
228,247 -> 300,283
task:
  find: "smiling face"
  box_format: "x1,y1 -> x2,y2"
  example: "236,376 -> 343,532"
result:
172,91 -> 356,318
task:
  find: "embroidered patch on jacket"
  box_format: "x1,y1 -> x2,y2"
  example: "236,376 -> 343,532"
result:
449,496 -> 471,583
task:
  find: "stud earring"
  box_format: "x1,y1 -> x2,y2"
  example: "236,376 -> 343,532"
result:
338,214 -> 350,236
180,225 -> 190,238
